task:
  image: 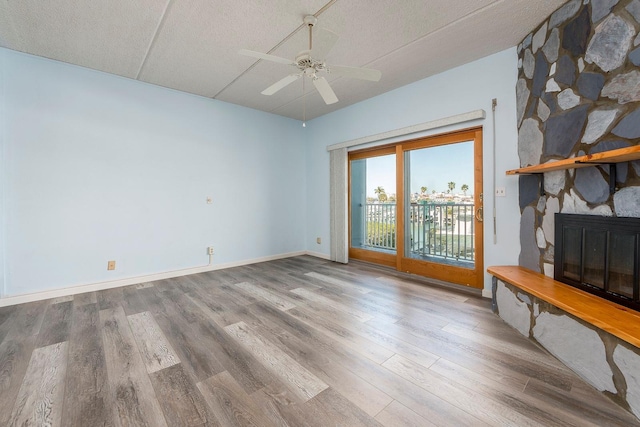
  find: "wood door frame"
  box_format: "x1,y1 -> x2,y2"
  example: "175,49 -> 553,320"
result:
348,126 -> 483,288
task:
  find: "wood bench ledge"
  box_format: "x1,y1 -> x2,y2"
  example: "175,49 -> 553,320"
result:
488,265 -> 640,349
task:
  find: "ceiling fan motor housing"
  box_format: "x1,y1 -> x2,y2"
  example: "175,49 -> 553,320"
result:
295,51 -> 326,75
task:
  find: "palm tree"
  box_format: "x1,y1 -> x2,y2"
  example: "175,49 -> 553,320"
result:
447,181 -> 456,193
374,186 -> 387,202
461,184 -> 469,195
420,186 -> 427,194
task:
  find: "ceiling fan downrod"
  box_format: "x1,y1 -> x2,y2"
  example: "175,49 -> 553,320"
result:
304,15 -> 317,51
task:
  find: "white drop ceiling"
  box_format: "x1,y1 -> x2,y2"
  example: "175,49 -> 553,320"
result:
0,0 -> 567,120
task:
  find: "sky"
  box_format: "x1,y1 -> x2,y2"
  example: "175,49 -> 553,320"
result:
363,141 -> 474,198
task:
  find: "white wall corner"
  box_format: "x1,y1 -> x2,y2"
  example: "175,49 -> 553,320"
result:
0,48 -> 6,299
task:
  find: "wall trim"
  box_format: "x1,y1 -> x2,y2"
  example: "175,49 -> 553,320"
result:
0,250 -> 318,307
305,250 -> 331,260
326,109 -> 486,152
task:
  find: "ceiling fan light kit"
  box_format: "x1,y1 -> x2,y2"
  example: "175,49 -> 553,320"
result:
239,15 -> 381,107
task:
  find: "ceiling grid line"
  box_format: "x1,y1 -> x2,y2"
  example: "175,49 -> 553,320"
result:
134,0 -> 175,80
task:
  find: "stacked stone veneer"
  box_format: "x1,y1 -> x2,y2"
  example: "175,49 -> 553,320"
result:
516,0 -> 640,277
508,0 -> 640,420
494,278 -> 640,420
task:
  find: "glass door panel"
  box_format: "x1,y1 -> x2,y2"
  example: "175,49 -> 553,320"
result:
349,150 -> 397,267
404,141 -> 475,269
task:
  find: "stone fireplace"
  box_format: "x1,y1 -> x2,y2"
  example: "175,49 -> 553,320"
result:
504,0 -> 640,420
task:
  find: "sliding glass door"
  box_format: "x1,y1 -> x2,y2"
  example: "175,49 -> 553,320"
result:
349,128 -> 484,288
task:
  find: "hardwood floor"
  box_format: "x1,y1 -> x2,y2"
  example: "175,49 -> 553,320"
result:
0,255 -> 638,426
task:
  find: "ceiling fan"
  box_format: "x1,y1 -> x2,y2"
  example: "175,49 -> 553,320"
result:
239,15 -> 382,105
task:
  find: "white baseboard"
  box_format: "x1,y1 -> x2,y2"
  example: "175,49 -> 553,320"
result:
482,288 -> 493,299
304,250 -> 331,260
208,251 -> 307,271
0,250 -> 312,307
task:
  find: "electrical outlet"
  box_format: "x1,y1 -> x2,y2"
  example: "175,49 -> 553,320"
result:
316,237 -> 322,244
495,187 -> 506,197
207,247 -> 214,255
107,260 -> 116,270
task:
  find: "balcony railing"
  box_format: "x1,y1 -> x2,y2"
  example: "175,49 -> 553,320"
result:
363,202 -> 475,263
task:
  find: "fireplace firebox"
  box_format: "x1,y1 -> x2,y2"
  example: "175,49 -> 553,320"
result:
554,213 -> 640,312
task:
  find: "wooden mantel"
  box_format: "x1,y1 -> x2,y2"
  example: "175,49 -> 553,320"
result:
506,145 -> 640,175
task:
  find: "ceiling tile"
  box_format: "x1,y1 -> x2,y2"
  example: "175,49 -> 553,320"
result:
0,0 -> 169,78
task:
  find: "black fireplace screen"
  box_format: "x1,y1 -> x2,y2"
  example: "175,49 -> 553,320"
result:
554,213 -> 639,311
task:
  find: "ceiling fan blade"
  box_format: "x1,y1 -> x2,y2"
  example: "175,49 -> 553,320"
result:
262,74 -> 302,96
313,77 -> 338,105
238,49 -> 295,65
329,65 -> 382,82
311,28 -> 339,59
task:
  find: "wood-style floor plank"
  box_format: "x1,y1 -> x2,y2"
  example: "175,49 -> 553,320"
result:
150,364 -> 216,426
304,271 -> 372,294
4,300 -> 46,342
0,255 -> 637,426
290,287 -> 374,322
121,287 -> 149,316
250,385 -> 310,427
74,291 -> 97,306
288,305 -> 440,369
234,282 -> 297,311
180,299 -> 274,394
37,300 -> 73,347
382,353 -> 543,426
375,400 -> 437,427
0,305 -> 17,329
97,288 -> 124,310
429,357 -> 593,427
224,321 -> 328,402
127,311 -> 180,373
241,303 -> 393,417
524,377 -> 640,427
100,306 -> 168,427
0,337 -> 36,426
155,303 -> 226,382
8,341 -> 68,426
51,295 -> 74,304
63,303 -> 112,427
197,370 -> 269,427
301,388 -> 384,427
388,315 -> 577,391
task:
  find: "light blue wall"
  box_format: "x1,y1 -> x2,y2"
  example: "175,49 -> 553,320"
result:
1,45 -> 523,298
1,48 -> 306,297
0,49 -> 6,298
304,48 -> 522,293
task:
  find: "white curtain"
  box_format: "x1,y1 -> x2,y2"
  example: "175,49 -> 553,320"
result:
329,148 -> 348,263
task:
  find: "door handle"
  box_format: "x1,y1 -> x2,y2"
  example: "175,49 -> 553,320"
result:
476,207 -> 484,222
